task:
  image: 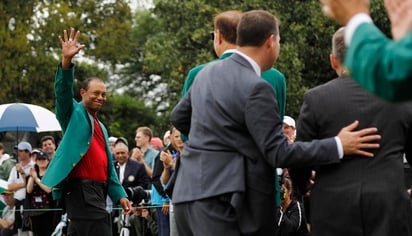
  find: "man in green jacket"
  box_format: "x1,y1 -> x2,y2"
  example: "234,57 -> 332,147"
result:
181,10 -> 287,208
41,28 -> 131,235
182,10 -> 286,118
320,0 -> 412,101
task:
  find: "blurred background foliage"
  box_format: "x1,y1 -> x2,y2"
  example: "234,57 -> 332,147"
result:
0,0 -> 389,147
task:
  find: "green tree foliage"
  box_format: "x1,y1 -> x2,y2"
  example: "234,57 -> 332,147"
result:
1,0 -> 133,106
140,0 -> 390,119
99,94 -> 161,147
1,0 -> 392,140
1,0 -> 158,138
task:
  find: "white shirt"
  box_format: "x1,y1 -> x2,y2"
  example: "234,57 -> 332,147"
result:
7,160 -> 35,201
2,205 -> 15,224
345,13 -> 373,46
0,154 -> 11,166
118,163 -> 126,184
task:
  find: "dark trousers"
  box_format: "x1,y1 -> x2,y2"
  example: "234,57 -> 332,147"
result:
0,228 -> 15,236
68,216 -> 112,236
65,178 -> 111,236
30,212 -> 55,236
13,199 -> 23,232
174,195 -> 239,236
156,207 -> 170,236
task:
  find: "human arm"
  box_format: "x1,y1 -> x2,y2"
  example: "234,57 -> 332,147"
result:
385,0 -> 412,40
171,90 -> 193,137
27,168 -> 52,194
55,28 -> 85,129
119,197 -> 132,215
59,28 -> 85,69
320,0 -> 412,101
245,82 -> 380,168
7,166 -> 27,192
144,209 -> 159,235
319,0 -> 369,26
131,148 -> 153,177
151,154 -> 168,198
161,166 -> 171,185
345,23 -> 412,101
160,150 -> 174,184
0,217 -> 13,229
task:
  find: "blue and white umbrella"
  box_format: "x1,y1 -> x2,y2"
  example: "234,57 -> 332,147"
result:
0,103 -> 61,132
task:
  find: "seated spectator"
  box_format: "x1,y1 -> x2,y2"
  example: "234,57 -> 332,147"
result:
129,204 -> 158,236
0,143 -> 16,181
0,191 -> 16,236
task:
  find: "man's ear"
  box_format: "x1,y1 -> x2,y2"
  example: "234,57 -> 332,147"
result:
330,54 -> 338,70
217,29 -> 223,44
265,34 -> 274,49
80,88 -> 86,97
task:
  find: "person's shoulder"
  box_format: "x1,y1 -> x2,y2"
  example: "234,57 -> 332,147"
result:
146,147 -> 159,157
188,64 -> 208,76
262,68 -> 285,79
187,58 -> 223,77
3,158 -> 16,166
127,158 -> 145,168
305,77 -> 342,95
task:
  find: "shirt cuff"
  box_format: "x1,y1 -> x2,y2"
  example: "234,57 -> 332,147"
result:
345,13 -> 373,46
334,137 -> 344,159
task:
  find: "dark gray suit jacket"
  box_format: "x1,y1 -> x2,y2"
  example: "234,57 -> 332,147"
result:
114,158 -> 149,190
294,75 -> 412,236
171,53 -> 341,234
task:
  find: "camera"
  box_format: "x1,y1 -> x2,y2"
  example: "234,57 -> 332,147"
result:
125,186 -> 151,204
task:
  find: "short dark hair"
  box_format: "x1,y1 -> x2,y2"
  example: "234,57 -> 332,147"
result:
81,77 -> 104,91
214,10 -> 243,45
332,27 -> 347,64
237,10 -> 278,47
40,135 -> 55,144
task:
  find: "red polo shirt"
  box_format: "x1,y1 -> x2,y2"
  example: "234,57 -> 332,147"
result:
70,114 -> 108,182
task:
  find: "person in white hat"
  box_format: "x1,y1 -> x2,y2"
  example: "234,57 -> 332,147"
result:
282,116 -> 296,144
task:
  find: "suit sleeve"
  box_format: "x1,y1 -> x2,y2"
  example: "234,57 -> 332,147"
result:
151,154 -> 167,198
290,91 -> 319,196
346,23 -> 412,101
244,82 -> 340,168
171,89 -> 192,137
137,163 -> 150,189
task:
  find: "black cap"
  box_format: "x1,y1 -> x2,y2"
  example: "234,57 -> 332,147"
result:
115,137 -> 128,146
36,150 -> 49,160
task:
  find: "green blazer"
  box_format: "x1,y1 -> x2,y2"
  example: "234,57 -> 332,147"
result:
345,23 -> 412,101
181,52 -> 287,207
182,52 -> 287,118
42,64 -> 127,204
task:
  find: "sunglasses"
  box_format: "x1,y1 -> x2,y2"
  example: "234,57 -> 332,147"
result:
210,31 -> 215,41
